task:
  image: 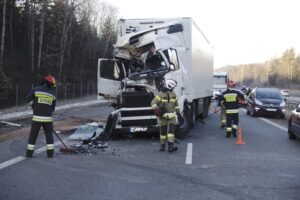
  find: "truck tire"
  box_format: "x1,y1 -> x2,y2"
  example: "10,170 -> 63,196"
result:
176,104 -> 192,138
191,102 -> 196,128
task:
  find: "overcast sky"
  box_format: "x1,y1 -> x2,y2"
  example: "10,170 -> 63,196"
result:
106,0 -> 300,68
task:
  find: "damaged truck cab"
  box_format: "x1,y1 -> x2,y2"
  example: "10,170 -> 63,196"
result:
97,18 -> 213,138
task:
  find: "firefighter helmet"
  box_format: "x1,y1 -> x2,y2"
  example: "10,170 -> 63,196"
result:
227,80 -> 235,89
164,79 -> 177,90
43,75 -> 56,88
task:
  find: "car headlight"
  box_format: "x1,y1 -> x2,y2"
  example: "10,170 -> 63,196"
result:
255,99 -> 263,105
280,101 -> 285,107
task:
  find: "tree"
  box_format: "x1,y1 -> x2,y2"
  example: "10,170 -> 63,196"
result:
0,0 -> 12,102
37,0 -> 48,71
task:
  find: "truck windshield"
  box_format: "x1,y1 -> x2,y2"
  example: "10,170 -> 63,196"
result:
213,76 -> 227,85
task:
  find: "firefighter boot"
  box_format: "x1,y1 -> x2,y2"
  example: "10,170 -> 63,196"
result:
26,149 -> 34,158
232,130 -> 237,138
226,131 -> 231,138
159,144 -> 166,152
168,142 -> 178,153
47,149 -> 54,158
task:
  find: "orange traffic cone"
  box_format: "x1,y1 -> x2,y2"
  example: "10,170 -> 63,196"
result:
235,127 -> 245,145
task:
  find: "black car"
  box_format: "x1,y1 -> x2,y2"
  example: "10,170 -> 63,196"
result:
246,88 -> 286,118
288,104 -> 300,140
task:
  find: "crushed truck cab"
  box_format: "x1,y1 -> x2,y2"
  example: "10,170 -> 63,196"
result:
97,18 -> 214,138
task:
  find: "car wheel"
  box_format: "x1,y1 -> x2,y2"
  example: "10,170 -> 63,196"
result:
250,107 -> 256,117
246,105 -> 250,115
288,120 -> 297,140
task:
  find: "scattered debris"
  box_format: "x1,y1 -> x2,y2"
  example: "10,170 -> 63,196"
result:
68,122 -> 104,141
0,121 -> 22,127
68,140 -> 110,156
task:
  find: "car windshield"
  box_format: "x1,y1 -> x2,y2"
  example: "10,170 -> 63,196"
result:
256,89 -> 283,100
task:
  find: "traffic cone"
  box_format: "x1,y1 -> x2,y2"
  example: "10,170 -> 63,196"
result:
235,127 -> 245,145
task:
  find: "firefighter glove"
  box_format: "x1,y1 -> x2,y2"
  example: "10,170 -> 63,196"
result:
153,108 -> 161,117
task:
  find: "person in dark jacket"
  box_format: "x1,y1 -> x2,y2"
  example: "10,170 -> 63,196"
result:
25,75 -> 56,158
215,92 -> 226,128
151,79 -> 180,152
221,80 -> 246,138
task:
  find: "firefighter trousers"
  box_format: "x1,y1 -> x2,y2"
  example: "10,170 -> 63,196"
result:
226,113 -> 239,137
27,121 -> 54,155
159,117 -> 176,144
220,106 -> 226,126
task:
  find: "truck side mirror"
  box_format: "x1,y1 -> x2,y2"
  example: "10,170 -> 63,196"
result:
167,49 -> 179,70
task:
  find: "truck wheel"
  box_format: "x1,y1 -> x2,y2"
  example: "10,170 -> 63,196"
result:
191,102 -> 197,128
176,104 -> 192,138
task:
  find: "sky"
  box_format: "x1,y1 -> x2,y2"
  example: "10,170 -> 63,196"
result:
105,0 -> 300,68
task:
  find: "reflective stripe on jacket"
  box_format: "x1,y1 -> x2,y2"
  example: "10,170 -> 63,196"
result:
26,85 -> 56,122
221,89 -> 245,113
151,91 -> 180,118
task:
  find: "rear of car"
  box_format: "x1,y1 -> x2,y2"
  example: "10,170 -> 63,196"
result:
281,90 -> 290,98
247,88 -> 286,118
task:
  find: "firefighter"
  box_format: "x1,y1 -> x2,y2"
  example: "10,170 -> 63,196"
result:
151,79 -> 180,152
221,80 -> 246,138
25,75 -> 56,158
215,92 -> 226,128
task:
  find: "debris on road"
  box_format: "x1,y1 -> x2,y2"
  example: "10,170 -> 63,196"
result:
68,122 -> 105,141
0,121 -> 22,127
65,141 -> 116,156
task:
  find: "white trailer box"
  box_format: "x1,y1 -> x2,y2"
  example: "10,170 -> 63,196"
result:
97,18 -> 213,137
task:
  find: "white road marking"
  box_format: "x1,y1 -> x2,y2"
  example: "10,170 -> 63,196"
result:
0,141 -> 62,170
185,143 -> 193,165
259,117 -> 288,132
241,108 -> 288,132
0,156 -> 26,170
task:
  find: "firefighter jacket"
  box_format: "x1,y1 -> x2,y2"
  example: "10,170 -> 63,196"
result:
221,89 -> 245,114
151,91 -> 180,119
25,85 -> 56,122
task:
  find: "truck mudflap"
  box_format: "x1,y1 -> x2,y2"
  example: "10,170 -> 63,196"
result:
98,112 -> 119,140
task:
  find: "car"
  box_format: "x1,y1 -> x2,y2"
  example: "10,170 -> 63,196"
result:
281,90 -> 290,98
246,88 -> 286,118
288,104 -> 300,140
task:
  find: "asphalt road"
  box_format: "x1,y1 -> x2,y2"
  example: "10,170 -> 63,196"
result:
0,103 -> 300,200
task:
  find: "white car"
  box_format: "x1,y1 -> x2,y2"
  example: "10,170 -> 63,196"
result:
281,90 -> 290,97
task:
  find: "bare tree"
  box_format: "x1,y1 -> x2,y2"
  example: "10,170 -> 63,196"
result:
0,0 -> 7,70
37,0 -> 48,70
9,0 -> 14,55
58,0 -> 76,81
29,0 -> 35,72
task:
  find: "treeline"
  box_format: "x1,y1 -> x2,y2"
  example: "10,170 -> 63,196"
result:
217,48 -> 300,89
0,0 -> 118,108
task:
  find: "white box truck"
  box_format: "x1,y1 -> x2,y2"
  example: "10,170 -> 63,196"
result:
97,17 -> 213,137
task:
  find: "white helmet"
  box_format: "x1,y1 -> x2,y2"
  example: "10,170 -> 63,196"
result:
164,79 -> 177,90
